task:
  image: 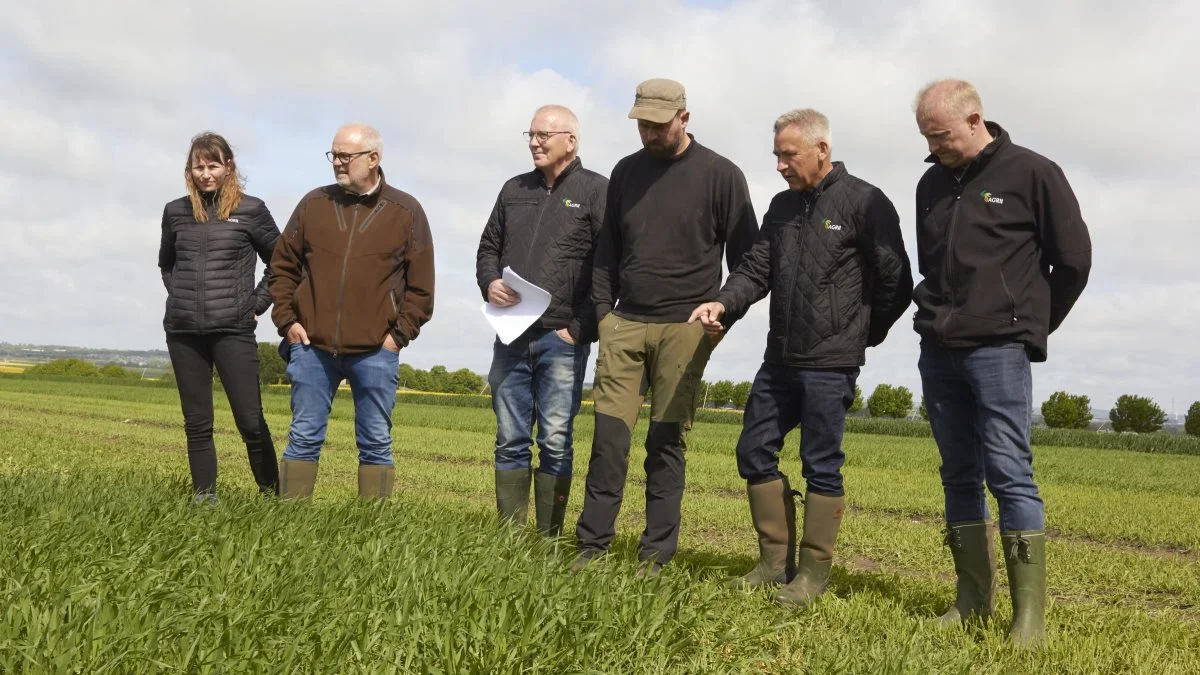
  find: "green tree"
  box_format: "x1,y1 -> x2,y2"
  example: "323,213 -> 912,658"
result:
257,342 -> 288,385
428,365 -> 450,392
99,363 -> 138,379
446,368 -> 485,395
25,358 -> 100,377
709,380 -> 735,407
918,396 -> 928,421
399,363 -> 419,390
1109,394 -> 1166,433
731,381 -> 752,408
1041,391 -> 1092,429
868,384 -> 913,419
848,385 -> 864,414
1186,401 -> 1200,437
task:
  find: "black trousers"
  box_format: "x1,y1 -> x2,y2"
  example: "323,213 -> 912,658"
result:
166,332 -> 278,495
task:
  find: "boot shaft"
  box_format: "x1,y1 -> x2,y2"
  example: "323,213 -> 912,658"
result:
1002,529 -> 1047,646
534,472 -> 572,537
937,520 -> 997,624
358,464 -> 395,500
495,468 -> 532,527
280,459 -> 319,499
799,492 -> 844,561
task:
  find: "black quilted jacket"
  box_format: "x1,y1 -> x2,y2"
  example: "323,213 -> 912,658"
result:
158,193 -> 279,335
717,163 -> 913,367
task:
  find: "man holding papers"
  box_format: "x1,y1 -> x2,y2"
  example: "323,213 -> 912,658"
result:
475,105 -> 608,537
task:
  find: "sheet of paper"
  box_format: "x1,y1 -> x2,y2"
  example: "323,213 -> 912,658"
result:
480,266 -> 552,345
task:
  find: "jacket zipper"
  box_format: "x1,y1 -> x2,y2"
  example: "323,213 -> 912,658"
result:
998,267 -> 1018,324
197,210 -> 211,331
938,175 -> 964,339
332,203 -> 361,355
782,197 -> 811,354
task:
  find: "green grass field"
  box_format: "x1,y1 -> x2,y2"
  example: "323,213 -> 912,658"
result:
2,376 -> 1198,673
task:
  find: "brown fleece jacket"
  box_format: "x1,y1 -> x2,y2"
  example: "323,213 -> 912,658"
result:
270,174 -> 435,355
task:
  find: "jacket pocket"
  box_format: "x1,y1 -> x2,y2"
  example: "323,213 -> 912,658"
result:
828,286 -> 840,336
998,266 -> 1018,325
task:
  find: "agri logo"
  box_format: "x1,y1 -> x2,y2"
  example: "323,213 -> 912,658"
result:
562,199 -> 583,209
822,218 -> 842,231
981,190 -> 1005,205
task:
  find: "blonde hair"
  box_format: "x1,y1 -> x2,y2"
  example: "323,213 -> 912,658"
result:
184,132 -> 244,222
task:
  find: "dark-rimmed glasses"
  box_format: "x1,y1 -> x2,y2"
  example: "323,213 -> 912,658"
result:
522,131 -> 572,143
325,150 -> 372,164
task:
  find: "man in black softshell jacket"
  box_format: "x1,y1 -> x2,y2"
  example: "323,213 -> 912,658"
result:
690,109 -> 912,608
913,79 -> 1091,647
476,105 -> 607,538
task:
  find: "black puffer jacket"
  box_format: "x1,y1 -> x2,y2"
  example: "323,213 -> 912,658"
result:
158,194 -> 279,334
475,158 -> 608,342
717,163 -> 913,367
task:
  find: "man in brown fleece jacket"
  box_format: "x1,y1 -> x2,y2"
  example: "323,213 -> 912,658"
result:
270,122 -> 435,500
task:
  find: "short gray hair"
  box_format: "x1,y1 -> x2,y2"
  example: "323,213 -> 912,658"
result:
533,104 -> 580,137
914,79 -> 984,120
773,109 -> 831,147
337,122 -> 384,154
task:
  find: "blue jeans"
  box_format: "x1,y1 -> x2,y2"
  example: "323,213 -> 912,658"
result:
735,363 -> 859,496
919,342 -> 1044,531
282,343 -> 400,466
488,327 -> 590,477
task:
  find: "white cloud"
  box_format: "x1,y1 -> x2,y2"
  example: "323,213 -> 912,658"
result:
0,0 -> 1196,412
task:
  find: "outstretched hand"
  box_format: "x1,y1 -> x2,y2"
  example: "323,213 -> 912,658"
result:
688,302 -> 727,336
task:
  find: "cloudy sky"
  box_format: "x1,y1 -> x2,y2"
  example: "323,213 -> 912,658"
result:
2,0 -> 1197,413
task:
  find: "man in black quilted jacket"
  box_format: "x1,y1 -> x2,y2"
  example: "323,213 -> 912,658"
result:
690,109 -> 913,608
475,105 -> 607,537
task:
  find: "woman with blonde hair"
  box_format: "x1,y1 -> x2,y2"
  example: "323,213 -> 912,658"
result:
158,132 -> 280,501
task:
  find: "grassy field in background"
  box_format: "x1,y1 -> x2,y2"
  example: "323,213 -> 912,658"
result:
1,377 -> 1198,672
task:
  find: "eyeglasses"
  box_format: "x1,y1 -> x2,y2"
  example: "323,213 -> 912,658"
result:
522,131 -> 572,143
325,150 -> 372,164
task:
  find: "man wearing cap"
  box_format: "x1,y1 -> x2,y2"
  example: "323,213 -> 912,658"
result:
476,105 -> 607,537
913,80 -> 1091,646
573,78 -> 759,575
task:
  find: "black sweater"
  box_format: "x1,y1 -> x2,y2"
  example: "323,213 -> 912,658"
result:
592,137 -> 758,324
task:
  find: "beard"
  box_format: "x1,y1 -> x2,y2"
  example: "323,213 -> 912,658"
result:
644,132 -> 683,158
335,172 -> 351,187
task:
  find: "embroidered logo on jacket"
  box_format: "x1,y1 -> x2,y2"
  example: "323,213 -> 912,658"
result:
822,218 -> 843,231
980,190 -> 1005,205
562,199 -> 583,209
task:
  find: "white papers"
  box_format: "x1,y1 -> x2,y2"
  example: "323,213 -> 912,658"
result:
480,266 -> 552,345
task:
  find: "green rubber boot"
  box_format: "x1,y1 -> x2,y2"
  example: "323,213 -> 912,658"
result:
534,471 -> 571,537
727,477 -> 796,589
935,520 -> 996,625
775,492 -> 843,608
1003,530 -> 1047,647
495,468 -> 531,527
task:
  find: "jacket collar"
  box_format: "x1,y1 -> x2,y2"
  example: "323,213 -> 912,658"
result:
339,168 -> 386,204
537,156 -> 582,189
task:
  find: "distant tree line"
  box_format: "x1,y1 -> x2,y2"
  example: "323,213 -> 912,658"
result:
24,358 -> 140,379
20,355 -> 1200,437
